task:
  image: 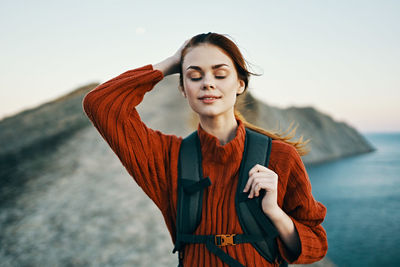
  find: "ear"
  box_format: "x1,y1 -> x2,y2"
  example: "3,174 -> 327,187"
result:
179,85 -> 187,98
237,80 -> 245,95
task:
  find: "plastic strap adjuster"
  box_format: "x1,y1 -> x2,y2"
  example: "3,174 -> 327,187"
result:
215,234 -> 237,246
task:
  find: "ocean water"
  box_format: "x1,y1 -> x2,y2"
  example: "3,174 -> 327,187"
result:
307,133 -> 400,267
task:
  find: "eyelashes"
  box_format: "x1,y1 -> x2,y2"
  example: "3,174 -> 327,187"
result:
190,76 -> 226,81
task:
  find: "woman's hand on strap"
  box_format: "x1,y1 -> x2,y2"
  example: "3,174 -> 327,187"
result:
243,164 -> 280,216
153,39 -> 190,76
244,164 -> 302,260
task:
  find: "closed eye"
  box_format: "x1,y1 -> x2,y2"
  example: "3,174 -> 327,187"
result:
189,76 -> 226,81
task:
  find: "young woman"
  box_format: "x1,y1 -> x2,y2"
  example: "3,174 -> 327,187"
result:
83,32 -> 327,267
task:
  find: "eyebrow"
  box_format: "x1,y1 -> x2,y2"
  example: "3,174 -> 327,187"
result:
186,64 -> 229,71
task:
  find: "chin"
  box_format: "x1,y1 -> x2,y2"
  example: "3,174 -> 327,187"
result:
195,109 -> 230,119
196,111 -> 219,118
190,103 -> 233,119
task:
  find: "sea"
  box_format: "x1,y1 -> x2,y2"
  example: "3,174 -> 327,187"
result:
307,132 -> 400,267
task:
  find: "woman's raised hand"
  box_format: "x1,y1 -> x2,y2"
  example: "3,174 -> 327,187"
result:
172,39 -> 190,63
153,39 -> 190,76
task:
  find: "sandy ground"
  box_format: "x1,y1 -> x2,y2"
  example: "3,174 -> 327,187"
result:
0,126 -> 177,266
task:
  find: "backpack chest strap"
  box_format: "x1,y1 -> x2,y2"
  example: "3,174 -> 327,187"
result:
178,233 -> 267,246
177,233 -> 266,267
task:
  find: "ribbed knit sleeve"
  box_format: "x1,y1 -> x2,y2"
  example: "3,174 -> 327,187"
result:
82,64 -> 182,211
271,141 -> 328,264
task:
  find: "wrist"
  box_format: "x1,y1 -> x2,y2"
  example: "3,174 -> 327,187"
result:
263,205 -> 284,221
169,55 -> 180,65
153,56 -> 180,76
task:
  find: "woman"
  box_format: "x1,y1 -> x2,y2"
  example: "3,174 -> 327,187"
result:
83,32 -> 327,267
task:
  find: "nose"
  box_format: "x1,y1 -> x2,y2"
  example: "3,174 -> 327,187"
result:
202,74 -> 215,90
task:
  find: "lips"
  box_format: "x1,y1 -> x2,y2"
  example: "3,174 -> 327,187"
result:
198,95 -> 222,100
198,95 -> 221,104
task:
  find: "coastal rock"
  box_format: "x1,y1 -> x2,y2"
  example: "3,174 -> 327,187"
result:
0,75 -> 374,166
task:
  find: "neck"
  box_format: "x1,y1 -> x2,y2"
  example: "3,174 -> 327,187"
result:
199,111 -> 238,145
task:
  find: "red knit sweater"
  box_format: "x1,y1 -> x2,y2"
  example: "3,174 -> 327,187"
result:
82,64 -> 328,266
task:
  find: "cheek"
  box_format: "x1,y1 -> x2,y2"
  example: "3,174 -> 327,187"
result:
183,83 -> 197,100
183,77 -> 196,90
221,79 -> 240,97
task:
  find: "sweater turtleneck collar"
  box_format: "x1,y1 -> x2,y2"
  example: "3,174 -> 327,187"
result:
197,118 -> 246,164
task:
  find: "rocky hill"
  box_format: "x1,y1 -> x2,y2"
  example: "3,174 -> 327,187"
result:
0,74 -> 371,266
0,75 -> 373,169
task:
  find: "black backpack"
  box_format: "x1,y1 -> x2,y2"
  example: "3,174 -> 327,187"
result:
172,128 -> 288,267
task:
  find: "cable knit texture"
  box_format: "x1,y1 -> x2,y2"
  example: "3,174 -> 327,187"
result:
82,64 -> 328,266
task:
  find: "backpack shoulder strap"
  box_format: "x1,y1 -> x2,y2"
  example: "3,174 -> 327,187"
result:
174,131 -> 211,253
235,128 -> 280,263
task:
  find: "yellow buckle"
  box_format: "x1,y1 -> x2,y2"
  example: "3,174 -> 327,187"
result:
215,234 -> 236,246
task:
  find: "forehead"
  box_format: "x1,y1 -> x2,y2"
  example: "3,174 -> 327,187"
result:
182,44 -> 234,70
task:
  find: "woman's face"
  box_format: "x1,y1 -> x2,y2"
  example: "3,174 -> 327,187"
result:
181,44 -> 245,120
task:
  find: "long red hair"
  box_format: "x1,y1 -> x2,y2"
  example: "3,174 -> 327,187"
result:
179,32 -> 310,156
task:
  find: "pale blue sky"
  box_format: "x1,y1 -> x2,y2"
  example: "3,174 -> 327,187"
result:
1,0 -> 399,132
